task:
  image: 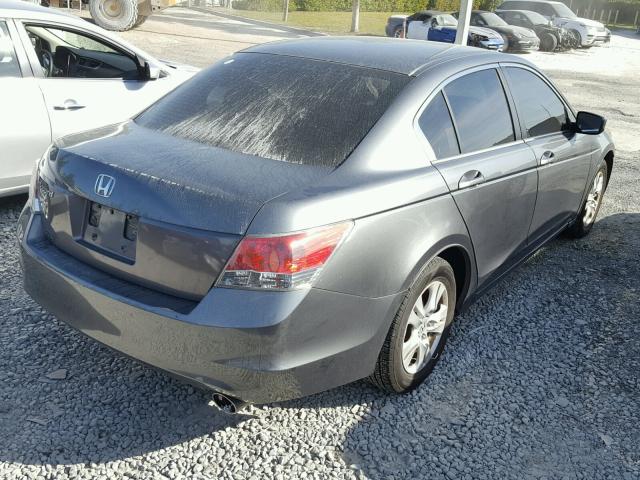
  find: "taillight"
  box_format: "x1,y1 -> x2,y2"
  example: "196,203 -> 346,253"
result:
218,221 -> 353,290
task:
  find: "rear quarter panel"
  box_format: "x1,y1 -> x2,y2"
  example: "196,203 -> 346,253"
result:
249,66 -> 486,300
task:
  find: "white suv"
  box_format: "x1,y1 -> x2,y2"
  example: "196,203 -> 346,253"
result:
496,0 -> 610,47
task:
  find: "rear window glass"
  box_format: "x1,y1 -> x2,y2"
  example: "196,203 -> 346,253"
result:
136,53 -> 411,167
418,92 -> 459,159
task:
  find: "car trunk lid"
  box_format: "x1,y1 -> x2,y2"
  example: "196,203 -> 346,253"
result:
40,122 -> 331,300
53,122 -> 330,234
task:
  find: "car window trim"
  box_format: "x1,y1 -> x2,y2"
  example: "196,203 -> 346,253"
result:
412,63 -> 522,163
2,18 -> 30,78
498,62 -> 576,141
15,19 -> 145,81
439,90 -> 462,155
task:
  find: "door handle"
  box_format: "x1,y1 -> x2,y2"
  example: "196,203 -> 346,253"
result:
458,170 -> 486,189
53,99 -> 86,111
540,150 -> 555,166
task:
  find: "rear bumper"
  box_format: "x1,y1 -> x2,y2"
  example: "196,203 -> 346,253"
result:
19,207 -> 402,404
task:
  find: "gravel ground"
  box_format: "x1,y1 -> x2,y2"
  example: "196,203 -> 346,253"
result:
1,16 -> 639,480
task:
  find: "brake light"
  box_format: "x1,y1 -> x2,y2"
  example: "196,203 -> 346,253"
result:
218,222 -> 353,290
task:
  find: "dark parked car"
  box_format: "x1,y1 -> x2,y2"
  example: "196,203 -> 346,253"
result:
385,14 -> 408,37
496,9 -> 572,50
455,10 -> 540,51
496,0 -> 609,47
386,11 -> 504,51
19,37 -> 614,411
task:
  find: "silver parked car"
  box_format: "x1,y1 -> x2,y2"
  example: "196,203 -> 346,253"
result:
0,0 -> 195,197
19,38 -> 614,411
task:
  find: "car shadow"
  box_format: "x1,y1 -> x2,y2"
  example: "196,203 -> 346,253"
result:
0,193 -> 247,467
338,211 -> 640,478
0,313 -> 248,466
1,188 -> 637,474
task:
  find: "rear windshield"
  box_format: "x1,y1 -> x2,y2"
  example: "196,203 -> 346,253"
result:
136,53 -> 411,167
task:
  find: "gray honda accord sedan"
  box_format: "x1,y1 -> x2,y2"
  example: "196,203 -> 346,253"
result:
19,37 -> 614,410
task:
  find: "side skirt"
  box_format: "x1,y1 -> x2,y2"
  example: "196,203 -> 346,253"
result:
459,217 -> 576,312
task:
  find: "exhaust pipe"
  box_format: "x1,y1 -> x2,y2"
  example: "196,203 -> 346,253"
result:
211,392 -> 249,414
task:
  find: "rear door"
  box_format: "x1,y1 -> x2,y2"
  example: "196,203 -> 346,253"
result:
417,66 -> 538,287
501,65 -> 593,244
0,19 -> 50,195
428,15 -> 456,43
15,20 -> 178,139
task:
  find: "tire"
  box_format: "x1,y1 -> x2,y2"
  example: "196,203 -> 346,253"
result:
370,257 -> 456,394
500,34 -> 510,52
539,32 -> 557,52
568,29 -> 582,49
89,0 -> 139,32
132,14 -> 148,28
566,163 -> 608,238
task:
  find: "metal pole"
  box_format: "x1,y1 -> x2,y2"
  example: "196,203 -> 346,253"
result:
282,0 -> 288,22
599,10 -> 603,22
614,10 -> 619,25
455,0 -> 473,45
350,0 -> 360,33
635,10 -> 639,27
607,10 -> 612,25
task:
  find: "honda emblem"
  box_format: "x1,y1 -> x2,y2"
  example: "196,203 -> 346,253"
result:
95,174 -> 115,198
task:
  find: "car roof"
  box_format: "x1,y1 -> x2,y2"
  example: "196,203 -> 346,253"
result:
499,9 -> 540,14
242,36 -> 514,76
412,10 -> 443,16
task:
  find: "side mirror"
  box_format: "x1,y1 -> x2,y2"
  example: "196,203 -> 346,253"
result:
575,111 -> 606,135
145,62 -> 161,81
135,54 -> 161,81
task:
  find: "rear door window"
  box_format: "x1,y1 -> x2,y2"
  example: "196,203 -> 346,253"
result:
443,69 -> 515,153
418,92 -> 459,159
136,53 -> 410,167
0,21 -> 21,78
503,67 -> 570,137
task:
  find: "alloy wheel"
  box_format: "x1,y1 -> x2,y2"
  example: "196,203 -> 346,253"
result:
402,280 -> 449,374
583,170 -> 605,226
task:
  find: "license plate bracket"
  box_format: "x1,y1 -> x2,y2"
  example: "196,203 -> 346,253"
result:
82,202 -> 138,263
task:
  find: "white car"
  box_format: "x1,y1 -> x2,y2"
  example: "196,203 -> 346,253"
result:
496,0 -> 609,47
0,0 -> 197,197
